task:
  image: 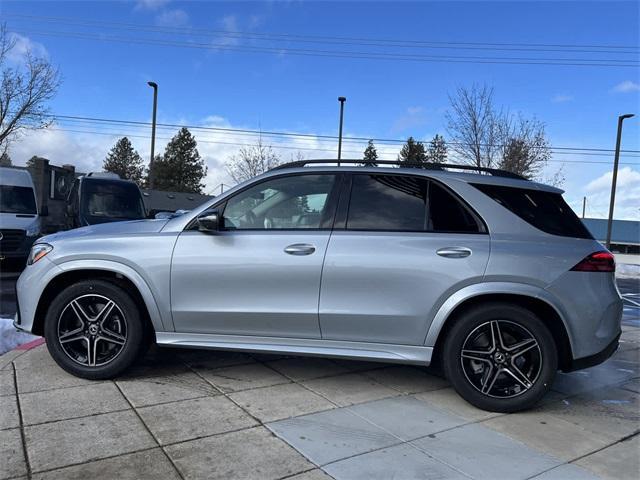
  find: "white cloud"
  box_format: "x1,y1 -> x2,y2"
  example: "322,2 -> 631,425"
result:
135,0 -> 171,11
391,106 -> 427,133
582,167 -> 640,220
7,116 -> 404,195
611,80 -> 640,93
551,94 -> 573,103
155,9 -> 189,27
6,33 -> 48,62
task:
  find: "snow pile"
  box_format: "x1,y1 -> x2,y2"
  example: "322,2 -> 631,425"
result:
0,317 -> 38,356
617,263 -> 640,279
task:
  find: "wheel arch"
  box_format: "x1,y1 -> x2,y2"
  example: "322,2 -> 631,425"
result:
426,286 -> 574,372
32,264 -> 166,337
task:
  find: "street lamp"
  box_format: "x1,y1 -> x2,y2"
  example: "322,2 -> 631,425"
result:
147,81 -> 158,189
605,113 -> 635,249
337,96 -> 346,165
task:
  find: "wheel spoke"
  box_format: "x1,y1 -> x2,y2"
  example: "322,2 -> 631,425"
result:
59,329 -> 86,344
96,300 -> 116,327
85,337 -> 98,367
481,366 -> 500,394
461,348 -> 493,363
98,328 -> 125,346
504,363 -> 533,389
70,300 -> 90,325
490,320 -> 506,350
505,338 -> 538,358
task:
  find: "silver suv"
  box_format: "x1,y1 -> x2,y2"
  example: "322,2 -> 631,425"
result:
15,160 -> 622,412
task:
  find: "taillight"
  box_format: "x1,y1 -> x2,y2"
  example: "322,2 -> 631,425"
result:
570,251 -> 615,272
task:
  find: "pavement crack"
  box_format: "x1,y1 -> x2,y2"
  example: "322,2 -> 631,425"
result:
12,362 -> 32,480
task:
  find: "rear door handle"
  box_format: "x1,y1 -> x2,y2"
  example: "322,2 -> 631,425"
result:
284,243 -> 316,256
436,247 -> 472,258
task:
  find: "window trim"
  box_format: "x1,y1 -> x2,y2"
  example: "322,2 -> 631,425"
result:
341,172 -> 488,235
188,172 -> 344,232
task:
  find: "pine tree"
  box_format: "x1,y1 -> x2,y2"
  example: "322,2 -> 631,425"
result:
362,140 -> 378,166
151,128 -> 208,193
427,134 -> 447,163
103,137 -> 145,184
0,152 -> 11,166
398,137 -> 427,166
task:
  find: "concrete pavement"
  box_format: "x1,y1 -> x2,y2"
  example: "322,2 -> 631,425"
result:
1,320 -> 638,480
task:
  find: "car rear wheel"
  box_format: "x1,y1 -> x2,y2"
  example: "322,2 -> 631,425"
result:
443,303 -> 557,412
44,280 -> 144,379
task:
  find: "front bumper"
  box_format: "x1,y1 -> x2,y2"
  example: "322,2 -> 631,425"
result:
13,256 -> 62,334
564,332 -> 620,372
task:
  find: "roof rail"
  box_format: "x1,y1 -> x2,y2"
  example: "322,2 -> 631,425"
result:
271,159 -> 526,180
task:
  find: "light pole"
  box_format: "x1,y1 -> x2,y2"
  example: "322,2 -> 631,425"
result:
147,81 -> 158,189
337,96 -> 346,165
605,113 -> 635,249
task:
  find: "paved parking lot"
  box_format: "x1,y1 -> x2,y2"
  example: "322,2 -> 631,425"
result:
1,272 -> 638,479
1,315 -> 638,480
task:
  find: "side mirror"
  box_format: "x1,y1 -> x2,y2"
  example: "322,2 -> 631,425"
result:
40,205 -> 49,217
197,211 -> 221,233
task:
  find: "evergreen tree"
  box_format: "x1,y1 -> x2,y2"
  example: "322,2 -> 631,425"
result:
151,128 -> 207,193
427,134 -> 447,163
362,140 -> 378,166
26,156 -> 46,170
397,137 -> 427,166
103,137 -> 144,184
0,152 -> 11,166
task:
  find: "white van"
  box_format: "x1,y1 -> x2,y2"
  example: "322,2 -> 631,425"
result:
0,167 -> 44,265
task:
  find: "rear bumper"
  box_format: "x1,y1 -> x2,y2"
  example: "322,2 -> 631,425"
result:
564,332 -> 620,372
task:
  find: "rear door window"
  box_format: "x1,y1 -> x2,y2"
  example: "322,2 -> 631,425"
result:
346,174 -> 483,233
472,183 -> 593,239
347,174 -> 429,231
429,183 -> 484,233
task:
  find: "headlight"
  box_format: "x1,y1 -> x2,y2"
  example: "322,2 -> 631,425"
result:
26,220 -> 41,237
27,243 -> 53,265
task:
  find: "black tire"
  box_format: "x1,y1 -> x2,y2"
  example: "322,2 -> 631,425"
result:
443,303 -> 557,413
44,279 -> 144,380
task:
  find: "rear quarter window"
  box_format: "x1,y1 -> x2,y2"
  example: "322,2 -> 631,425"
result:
471,183 -> 593,239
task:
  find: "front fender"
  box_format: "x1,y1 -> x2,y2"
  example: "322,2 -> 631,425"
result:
423,282 -> 572,350
54,259 -> 170,332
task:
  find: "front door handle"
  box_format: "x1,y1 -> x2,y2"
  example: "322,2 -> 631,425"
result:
436,247 -> 472,258
284,243 -> 316,256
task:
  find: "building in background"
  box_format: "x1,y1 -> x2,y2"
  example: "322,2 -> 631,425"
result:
582,218 -> 640,255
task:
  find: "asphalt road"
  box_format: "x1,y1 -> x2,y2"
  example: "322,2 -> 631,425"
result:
2,266 -> 638,324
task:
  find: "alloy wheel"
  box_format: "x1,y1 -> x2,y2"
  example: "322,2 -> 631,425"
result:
57,294 -> 128,367
460,320 -> 542,398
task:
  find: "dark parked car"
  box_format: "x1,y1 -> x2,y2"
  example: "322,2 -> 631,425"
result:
66,173 -> 147,228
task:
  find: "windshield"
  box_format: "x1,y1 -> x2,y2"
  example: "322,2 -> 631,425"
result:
0,185 -> 37,214
81,180 -> 145,220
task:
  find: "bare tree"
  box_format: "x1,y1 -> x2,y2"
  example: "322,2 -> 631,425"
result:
446,84 -> 552,179
498,116 -> 551,179
226,137 -> 281,183
446,84 -> 501,168
0,24 -> 60,150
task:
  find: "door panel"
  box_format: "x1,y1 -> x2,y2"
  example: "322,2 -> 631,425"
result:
319,231 -> 490,345
170,172 -> 340,339
171,230 -> 330,338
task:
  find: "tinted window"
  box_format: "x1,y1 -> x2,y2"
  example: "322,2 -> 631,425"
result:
0,186 -> 37,214
223,174 -> 336,230
429,183 -> 483,233
472,183 -> 593,239
347,175 -> 429,231
81,180 -> 146,220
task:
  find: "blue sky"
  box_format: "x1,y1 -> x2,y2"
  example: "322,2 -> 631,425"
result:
2,0 -> 639,218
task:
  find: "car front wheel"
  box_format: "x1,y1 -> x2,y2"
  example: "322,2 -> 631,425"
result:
44,279 -> 144,379
443,303 -> 558,413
